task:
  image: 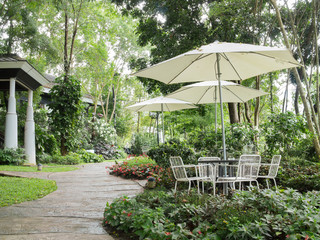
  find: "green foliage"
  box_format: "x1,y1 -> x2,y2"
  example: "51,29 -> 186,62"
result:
49,75 -> 83,155
34,108 -> 59,155
94,143 -> 126,160
130,133 -> 143,155
36,153 -> 54,164
278,157 -> 320,192
76,149 -> 104,163
126,155 -> 156,167
261,112 -> 312,159
104,189 -> 320,239
91,118 -> 117,146
0,148 -> 26,165
148,139 -> 197,168
52,154 -> 81,165
0,176 -> 57,207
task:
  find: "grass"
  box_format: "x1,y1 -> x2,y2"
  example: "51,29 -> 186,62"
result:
0,165 -> 79,172
0,176 -> 57,207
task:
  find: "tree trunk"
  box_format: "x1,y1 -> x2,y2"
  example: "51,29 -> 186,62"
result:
244,102 -> 252,123
270,0 -> 320,158
270,73 -> 274,113
61,136 -> 68,156
313,0 -> 320,128
228,103 -> 239,124
254,76 -> 260,126
294,85 -> 300,115
137,112 -> 140,133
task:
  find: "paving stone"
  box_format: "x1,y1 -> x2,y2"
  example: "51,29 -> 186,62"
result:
0,162 -> 144,239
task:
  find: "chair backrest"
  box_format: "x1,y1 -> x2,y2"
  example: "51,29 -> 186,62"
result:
238,155 -> 261,179
198,157 -> 220,163
268,155 -> 281,178
169,156 -> 188,180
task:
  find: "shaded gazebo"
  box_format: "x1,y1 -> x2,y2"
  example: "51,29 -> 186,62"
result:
0,54 -> 49,165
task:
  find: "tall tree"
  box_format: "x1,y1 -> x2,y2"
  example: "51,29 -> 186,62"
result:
270,0 -> 320,157
113,0 -> 277,124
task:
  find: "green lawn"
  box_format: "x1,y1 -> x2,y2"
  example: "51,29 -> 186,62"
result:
0,176 -> 57,207
0,165 -> 79,172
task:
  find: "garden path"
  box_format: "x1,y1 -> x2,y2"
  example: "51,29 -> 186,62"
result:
0,162 -> 145,240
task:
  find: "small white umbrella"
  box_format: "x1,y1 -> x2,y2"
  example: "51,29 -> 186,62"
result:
126,96 -> 197,143
133,41 -> 301,160
167,80 -> 268,133
167,81 -> 268,104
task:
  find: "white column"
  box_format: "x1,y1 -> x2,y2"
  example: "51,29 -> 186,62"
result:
25,90 -> 36,165
4,78 -> 18,149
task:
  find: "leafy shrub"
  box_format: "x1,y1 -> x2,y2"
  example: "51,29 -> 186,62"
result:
91,118 -> 117,145
126,155 -> 156,167
277,157 -> 320,192
34,108 -> 59,155
52,153 -> 81,165
130,133 -> 157,155
36,153 -> 53,164
0,148 -> 26,165
94,143 -> 126,160
261,112 -> 312,159
148,139 -> 197,168
77,149 -> 104,163
188,124 -> 259,158
104,189 -> 320,240
130,133 -> 143,155
109,161 -> 165,181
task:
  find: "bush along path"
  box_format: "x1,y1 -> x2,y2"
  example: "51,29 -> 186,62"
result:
0,162 -> 144,240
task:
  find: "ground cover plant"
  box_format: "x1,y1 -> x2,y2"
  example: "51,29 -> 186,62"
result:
104,189 -> 320,240
0,165 -> 79,172
108,156 -> 165,180
0,176 -> 57,207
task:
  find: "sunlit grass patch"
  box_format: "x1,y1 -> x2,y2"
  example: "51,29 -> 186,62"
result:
0,165 -> 79,172
0,176 -> 57,207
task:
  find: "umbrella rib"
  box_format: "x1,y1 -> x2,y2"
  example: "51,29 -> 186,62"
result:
223,86 -> 245,103
168,54 -> 204,84
197,86 -> 213,104
164,103 -> 170,112
251,52 -> 300,65
220,53 -> 243,80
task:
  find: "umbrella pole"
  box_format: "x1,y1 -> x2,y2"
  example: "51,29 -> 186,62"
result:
156,113 -> 159,145
162,104 -> 165,143
215,87 -> 217,135
217,53 -> 227,161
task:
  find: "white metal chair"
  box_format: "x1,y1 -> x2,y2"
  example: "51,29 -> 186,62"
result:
169,156 -> 216,194
258,155 -> 281,189
216,154 -> 261,190
198,157 -> 219,194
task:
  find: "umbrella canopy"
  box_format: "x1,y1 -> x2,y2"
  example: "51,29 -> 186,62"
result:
133,41 -> 301,84
133,41 -> 301,160
126,96 -> 197,112
167,81 -> 268,104
126,97 -> 197,144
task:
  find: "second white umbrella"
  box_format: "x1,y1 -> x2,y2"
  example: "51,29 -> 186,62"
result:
126,96 -> 197,143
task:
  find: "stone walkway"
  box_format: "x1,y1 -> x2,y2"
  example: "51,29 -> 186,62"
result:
0,163 -> 146,240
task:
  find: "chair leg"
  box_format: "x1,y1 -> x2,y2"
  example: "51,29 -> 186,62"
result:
273,178 -> 277,190
188,181 -> 191,193
266,179 -> 270,189
202,181 -> 205,193
212,182 -> 216,196
197,180 -> 200,194
255,180 -> 260,190
174,181 -> 178,193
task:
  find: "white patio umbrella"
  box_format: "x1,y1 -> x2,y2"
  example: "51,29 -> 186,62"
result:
133,41 -> 301,160
126,96 -> 197,143
167,80 -> 268,133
